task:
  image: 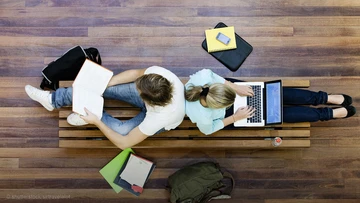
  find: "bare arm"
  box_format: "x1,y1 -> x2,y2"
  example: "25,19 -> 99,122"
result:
81,108 -> 148,149
222,106 -> 256,126
224,80 -> 254,97
108,68 -> 147,87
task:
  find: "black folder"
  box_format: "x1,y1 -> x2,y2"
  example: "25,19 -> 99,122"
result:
202,22 -> 253,72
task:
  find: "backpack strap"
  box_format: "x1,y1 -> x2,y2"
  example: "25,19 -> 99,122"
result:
199,171 -> 235,203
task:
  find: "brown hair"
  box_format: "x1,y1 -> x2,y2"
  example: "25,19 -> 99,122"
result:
135,74 -> 173,106
185,83 -> 236,109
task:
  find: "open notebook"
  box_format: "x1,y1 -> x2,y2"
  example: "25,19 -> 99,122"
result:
72,59 -> 113,119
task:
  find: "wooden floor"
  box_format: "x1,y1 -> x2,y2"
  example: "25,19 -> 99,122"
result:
1,0 -> 360,202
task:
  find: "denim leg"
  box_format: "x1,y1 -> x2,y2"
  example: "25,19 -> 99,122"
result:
52,87 -> 73,108
101,110 -> 146,136
283,88 -> 328,106
101,82 -> 147,135
284,106 -> 333,122
283,88 -> 332,122
103,83 -> 145,108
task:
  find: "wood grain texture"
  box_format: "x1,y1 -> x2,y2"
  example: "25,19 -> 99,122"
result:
0,0 -> 360,202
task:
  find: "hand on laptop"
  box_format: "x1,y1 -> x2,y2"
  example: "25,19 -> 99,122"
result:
233,85 -> 254,97
233,106 -> 255,121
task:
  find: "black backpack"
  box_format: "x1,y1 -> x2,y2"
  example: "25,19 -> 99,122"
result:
167,161 -> 235,203
40,46 -> 102,90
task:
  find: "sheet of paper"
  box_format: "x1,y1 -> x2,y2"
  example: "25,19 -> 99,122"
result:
73,59 -> 113,95
72,86 -> 104,119
72,59 -> 113,118
120,154 -> 153,187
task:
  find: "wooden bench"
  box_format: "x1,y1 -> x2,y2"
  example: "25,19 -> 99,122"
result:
58,78 -> 311,149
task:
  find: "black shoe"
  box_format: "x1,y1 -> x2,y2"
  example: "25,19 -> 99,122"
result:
344,105 -> 356,118
341,94 -> 353,107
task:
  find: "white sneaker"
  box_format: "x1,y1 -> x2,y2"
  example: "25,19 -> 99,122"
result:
67,113 -> 88,126
25,85 -> 54,111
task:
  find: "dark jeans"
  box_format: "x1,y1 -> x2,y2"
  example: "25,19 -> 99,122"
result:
224,78 -> 333,123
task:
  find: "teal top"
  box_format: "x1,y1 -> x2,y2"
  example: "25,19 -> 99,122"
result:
185,69 -> 226,135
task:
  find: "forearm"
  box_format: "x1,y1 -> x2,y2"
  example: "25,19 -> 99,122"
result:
93,120 -> 128,149
108,69 -> 146,87
223,115 -> 236,127
224,80 -> 237,90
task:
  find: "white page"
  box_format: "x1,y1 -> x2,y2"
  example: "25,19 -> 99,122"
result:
120,154 -> 153,187
73,59 -> 113,95
72,59 -> 113,119
72,85 -> 104,119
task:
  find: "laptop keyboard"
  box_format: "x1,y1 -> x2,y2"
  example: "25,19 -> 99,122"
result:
247,85 -> 262,123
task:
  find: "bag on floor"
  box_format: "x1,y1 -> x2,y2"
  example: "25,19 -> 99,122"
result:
40,45 -> 102,90
167,161 -> 234,203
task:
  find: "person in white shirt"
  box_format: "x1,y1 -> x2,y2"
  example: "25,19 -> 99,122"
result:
25,66 -> 185,149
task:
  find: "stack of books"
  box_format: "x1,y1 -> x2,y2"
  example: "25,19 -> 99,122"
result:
99,148 -> 156,196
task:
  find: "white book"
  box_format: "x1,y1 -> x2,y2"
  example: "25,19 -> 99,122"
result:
72,59 -> 113,119
119,154 -> 154,187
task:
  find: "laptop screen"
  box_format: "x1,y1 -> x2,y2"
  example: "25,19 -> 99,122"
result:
265,80 -> 282,125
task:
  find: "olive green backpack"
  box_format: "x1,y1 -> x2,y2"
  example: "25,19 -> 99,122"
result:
167,161 -> 235,203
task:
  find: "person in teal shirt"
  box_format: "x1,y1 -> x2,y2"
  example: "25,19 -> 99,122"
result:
185,69 -> 255,135
185,69 -> 356,135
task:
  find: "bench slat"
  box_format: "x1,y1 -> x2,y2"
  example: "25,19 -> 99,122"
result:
59,129 -> 310,138
59,119 -> 310,128
59,139 -> 311,148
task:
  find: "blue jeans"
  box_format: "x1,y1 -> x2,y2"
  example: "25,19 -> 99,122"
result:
52,83 -> 148,135
283,88 -> 332,122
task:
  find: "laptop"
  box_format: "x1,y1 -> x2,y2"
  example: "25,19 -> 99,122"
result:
233,80 -> 283,127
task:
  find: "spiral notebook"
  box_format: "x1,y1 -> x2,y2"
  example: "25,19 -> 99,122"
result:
205,26 -> 237,53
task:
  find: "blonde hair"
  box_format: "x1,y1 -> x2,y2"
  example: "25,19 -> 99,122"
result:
135,74 -> 173,107
185,83 -> 236,109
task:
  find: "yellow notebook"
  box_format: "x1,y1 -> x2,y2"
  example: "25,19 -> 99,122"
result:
205,26 -> 237,53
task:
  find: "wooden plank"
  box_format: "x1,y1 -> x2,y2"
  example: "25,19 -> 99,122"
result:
0,107 -> 57,118
0,188 -> 168,200
59,139 -> 311,148
59,129 -> 310,138
89,26 -> 294,37
21,0 -> 360,8
0,148 -> 226,159
0,158 -> 19,168
59,119 -> 310,128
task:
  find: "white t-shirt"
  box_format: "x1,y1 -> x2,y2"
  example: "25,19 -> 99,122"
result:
138,66 -> 185,136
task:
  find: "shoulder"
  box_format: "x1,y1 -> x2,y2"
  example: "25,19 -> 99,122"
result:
146,66 -> 182,85
145,66 -> 173,76
189,69 -> 213,78
185,101 -> 212,123
186,69 -> 220,87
